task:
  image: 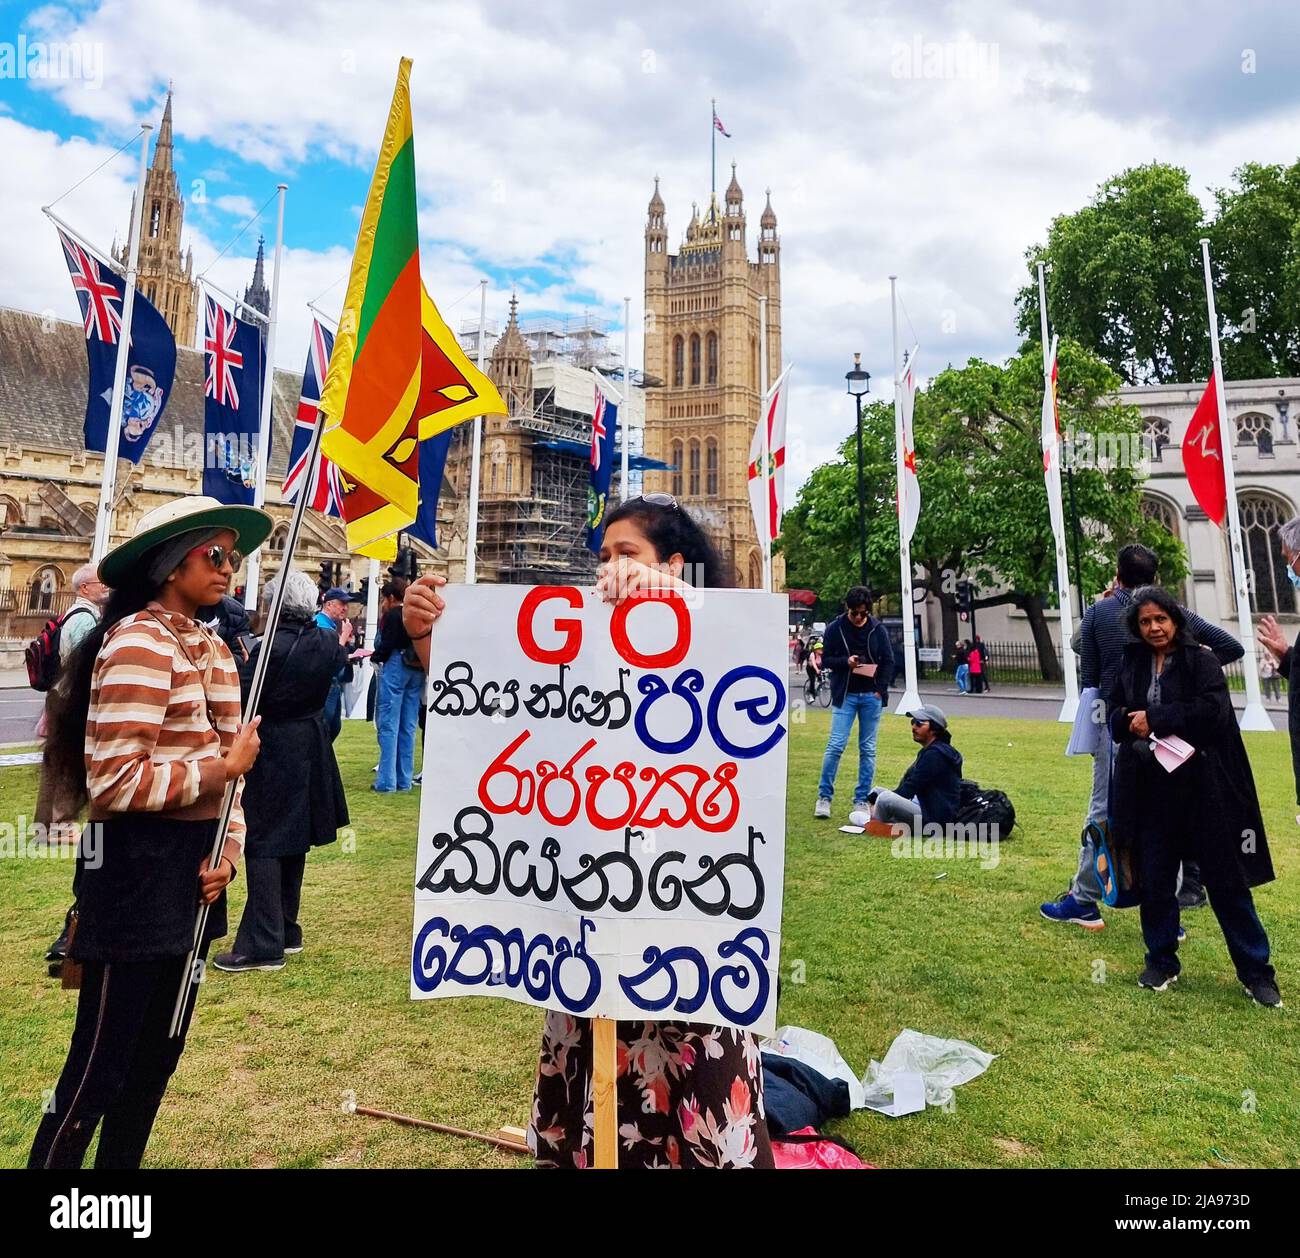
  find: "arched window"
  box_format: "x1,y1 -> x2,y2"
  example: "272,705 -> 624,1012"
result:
1140,493 -> 1181,541
268,523 -> 289,553
670,440 -> 683,497
705,438 -> 719,496
689,334 -> 701,386
672,337 -> 684,389
706,332 -> 718,385
749,551 -> 762,589
28,565 -> 63,613
0,495 -> 20,529
1240,492 -> 1295,614
688,440 -> 701,496
1142,416 -> 1171,462
149,201 -> 160,237
1236,412 -> 1274,455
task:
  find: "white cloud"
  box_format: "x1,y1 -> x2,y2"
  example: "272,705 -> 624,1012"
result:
6,0 -> 1300,498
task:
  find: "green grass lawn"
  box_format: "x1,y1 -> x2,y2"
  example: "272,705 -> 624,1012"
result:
1,712 -> 1297,1169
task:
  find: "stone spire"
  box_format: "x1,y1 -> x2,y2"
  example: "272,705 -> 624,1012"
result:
242,235 -> 271,340
154,85 -> 175,172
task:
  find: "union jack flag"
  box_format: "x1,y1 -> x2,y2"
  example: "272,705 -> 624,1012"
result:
590,387 -> 608,471
58,229 -> 122,343
284,318 -> 344,517
205,296 -> 246,408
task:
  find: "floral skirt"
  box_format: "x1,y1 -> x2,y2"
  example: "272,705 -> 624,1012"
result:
529,1013 -> 774,1169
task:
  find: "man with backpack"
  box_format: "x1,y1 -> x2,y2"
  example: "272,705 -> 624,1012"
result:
29,564 -> 108,970
868,704 -> 963,831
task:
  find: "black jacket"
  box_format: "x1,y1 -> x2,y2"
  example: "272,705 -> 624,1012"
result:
896,738 -> 963,826
1107,639 -> 1274,888
372,605 -> 412,664
1278,638 -> 1300,806
822,613 -> 896,707
237,616 -> 350,858
198,594 -> 251,655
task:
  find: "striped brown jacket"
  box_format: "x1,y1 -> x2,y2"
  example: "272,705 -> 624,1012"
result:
85,602 -> 245,857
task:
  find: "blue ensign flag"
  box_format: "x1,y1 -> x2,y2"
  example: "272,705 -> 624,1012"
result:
57,228 -> 176,463
407,430 -> 454,550
202,294 -> 266,505
586,379 -> 619,553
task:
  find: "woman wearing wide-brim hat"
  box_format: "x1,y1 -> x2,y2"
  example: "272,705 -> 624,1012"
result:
30,496 -> 273,1169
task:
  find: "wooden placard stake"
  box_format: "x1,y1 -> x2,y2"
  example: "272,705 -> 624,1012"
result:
592,1016 -> 618,1169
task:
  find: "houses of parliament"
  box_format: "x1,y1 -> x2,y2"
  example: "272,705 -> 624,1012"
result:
0,91 -> 784,648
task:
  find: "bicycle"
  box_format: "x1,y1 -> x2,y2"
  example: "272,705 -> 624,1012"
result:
803,670 -> 832,708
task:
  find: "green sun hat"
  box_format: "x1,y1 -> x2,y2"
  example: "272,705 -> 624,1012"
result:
98,496 -> 275,589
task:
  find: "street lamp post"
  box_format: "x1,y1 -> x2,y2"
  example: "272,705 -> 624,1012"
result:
846,353 -> 872,586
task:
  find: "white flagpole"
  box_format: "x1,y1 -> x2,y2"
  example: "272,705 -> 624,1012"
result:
890,277 -> 922,715
346,555 -> 382,719
465,279 -> 487,585
243,183 -> 287,612
759,295 -> 771,592
1200,238 -> 1273,731
1037,261 -> 1080,722
90,124 -> 152,563
622,295 -> 631,500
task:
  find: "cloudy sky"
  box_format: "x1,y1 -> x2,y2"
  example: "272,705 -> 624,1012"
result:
2,0 -> 1299,493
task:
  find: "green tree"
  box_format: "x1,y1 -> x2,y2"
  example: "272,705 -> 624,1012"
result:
782,343 -> 1187,679
1015,163 -> 1210,384
1210,160 -> 1300,379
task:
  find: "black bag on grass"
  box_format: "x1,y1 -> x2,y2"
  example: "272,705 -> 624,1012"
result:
954,778 -> 1016,837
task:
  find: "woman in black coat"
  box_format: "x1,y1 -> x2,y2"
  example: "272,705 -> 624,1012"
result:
1107,586 -> 1280,1006
214,571 -> 350,971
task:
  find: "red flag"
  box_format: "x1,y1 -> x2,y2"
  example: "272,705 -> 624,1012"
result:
1182,379 -> 1226,526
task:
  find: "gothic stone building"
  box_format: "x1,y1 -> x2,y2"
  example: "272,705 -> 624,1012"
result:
642,166 -> 783,589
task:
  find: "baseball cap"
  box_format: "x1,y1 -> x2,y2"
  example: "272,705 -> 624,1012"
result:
907,703 -> 949,730
322,586 -> 354,604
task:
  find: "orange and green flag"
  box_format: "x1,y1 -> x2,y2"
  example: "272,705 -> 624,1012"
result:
319,57 -> 505,559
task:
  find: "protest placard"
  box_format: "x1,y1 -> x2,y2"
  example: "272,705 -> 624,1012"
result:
410,583 -> 788,1036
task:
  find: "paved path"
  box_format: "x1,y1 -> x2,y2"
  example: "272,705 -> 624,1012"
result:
0,689 -> 42,747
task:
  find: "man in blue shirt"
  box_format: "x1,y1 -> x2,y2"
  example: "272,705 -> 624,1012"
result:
314,586 -> 357,740
1040,544 -> 1242,929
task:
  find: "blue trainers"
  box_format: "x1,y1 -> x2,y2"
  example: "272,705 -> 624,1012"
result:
1039,892 -> 1105,931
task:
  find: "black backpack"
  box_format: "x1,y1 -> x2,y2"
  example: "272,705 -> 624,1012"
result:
955,778 -> 1016,837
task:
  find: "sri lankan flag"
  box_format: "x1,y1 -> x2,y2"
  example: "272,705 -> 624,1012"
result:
319,57 -> 505,559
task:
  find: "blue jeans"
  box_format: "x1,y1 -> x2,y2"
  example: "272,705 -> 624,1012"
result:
955,664 -> 969,693
376,660 -> 423,791
818,692 -> 882,803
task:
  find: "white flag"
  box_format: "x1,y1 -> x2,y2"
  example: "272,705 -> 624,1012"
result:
748,364 -> 792,543
899,345 -> 921,543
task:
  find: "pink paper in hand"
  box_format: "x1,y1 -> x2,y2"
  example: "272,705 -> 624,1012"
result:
1150,734 -> 1195,773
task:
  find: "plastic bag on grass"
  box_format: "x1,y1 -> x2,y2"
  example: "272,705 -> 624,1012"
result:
861,1027 -> 995,1115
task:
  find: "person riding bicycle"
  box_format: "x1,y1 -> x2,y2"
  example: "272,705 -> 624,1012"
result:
805,636 -> 824,694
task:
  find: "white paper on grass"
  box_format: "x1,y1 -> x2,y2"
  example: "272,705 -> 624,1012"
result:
409,584 -> 789,1037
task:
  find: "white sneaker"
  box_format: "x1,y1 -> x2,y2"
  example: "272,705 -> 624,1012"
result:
814,798 -> 831,819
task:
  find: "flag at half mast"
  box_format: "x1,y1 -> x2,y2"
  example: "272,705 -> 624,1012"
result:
318,57 -> 504,558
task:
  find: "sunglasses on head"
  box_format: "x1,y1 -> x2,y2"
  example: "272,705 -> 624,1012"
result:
190,543 -> 242,571
630,493 -> 679,510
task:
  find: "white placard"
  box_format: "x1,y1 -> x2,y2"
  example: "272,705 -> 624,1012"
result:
409,584 -> 789,1036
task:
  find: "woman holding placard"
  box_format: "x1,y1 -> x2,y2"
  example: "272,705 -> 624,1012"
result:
1106,586 -> 1280,1006
404,493 -> 775,1169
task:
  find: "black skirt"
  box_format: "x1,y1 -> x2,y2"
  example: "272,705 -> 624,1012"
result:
72,815 -> 229,962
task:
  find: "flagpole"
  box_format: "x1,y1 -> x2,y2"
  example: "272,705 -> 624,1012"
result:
890,277 -> 923,716
759,295 -> 771,591
1200,238 -> 1272,731
622,295 -> 631,500
167,405 -> 324,1037
711,98 -> 716,204
90,124 -> 152,563
243,183 -> 287,612
465,279 -> 488,585
1036,261 -> 1080,722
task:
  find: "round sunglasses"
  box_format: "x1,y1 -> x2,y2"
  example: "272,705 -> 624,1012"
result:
189,543 -> 243,571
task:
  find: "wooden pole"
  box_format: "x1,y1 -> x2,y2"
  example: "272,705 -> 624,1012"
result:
591,1016 -> 618,1168
352,1105 -> 529,1155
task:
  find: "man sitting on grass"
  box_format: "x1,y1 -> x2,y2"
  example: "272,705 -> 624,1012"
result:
868,704 -> 962,832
